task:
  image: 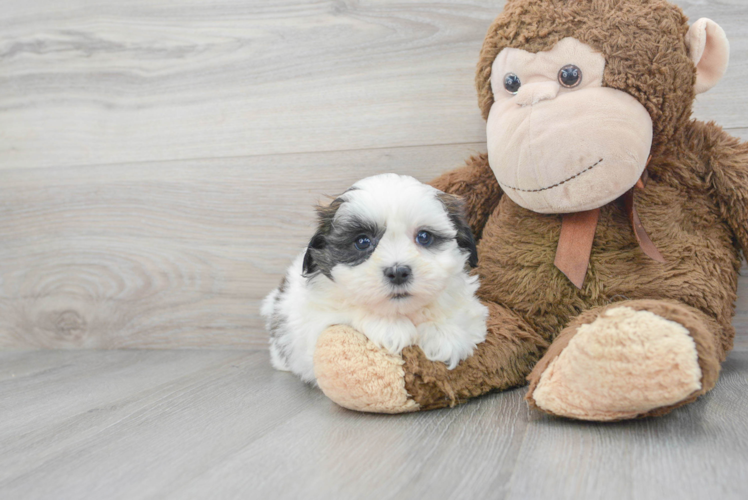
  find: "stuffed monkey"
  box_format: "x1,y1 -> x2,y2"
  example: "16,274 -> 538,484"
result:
312,0 -> 748,421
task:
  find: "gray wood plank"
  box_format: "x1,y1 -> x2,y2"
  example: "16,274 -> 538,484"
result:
736,260 -> 748,350
0,350 -> 251,438
0,143 -> 487,348
0,350 -> 745,500
730,127 -> 748,140
0,0 -> 746,169
505,352 -> 748,500
167,392 -> 530,500
0,0 -> 503,169
0,0 -> 746,350
0,350 -> 319,500
1,144 -> 745,349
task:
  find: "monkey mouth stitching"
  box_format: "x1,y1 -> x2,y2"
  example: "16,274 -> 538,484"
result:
499,158 -> 604,193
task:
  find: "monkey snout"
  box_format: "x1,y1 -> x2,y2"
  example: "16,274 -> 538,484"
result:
515,81 -> 561,107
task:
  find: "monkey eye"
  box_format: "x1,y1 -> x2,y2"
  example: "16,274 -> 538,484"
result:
503,73 -> 521,94
558,65 -> 582,88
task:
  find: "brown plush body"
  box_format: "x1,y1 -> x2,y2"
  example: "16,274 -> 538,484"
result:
311,0 -> 748,420
413,125 -> 745,413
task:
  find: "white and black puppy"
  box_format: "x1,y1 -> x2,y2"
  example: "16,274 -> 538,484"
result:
261,173 -> 488,384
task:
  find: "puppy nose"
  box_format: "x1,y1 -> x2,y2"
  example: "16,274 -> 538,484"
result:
383,265 -> 412,285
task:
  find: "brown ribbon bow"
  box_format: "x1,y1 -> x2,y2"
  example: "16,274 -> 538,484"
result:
554,162 -> 665,289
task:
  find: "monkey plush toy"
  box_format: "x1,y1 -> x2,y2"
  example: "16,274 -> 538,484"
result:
311,0 -> 748,421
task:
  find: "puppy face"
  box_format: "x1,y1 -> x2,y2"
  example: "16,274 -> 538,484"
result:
303,174 -> 477,314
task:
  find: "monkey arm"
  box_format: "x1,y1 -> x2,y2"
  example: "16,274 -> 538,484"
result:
700,124 -> 748,259
314,302 -> 548,413
429,153 -> 503,241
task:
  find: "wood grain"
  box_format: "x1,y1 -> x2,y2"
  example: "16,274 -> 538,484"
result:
0,0 -> 747,349
0,350 -> 319,499
2,143 -> 741,349
0,1 -> 746,169
506,353 -> 748,500
0,2 -> 747,498
730,127 -> 748,140
0,143 -> 488,348
0,349 -> 745,500
734,259 -> 748,351
0,0 -> 503,169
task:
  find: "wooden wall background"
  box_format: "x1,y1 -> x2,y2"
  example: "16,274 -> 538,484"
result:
1,0 -> 746,349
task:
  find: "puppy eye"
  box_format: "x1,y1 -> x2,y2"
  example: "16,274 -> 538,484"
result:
558,64 -> 582,88
415,230 -> 434,247
354,235 -> 371,251
503,73 -> 521,94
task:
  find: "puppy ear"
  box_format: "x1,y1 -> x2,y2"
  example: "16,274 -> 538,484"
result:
302,197 -> 345,278
437,193 -> 479,268
302,233 -> 324,277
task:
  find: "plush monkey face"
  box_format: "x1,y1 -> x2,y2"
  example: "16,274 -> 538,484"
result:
487,38 -> 652,213
479,0 -> 730,215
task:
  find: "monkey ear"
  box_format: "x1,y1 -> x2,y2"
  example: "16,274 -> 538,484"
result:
686,18 -> 730,95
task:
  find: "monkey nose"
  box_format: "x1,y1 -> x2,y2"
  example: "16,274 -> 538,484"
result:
383,265 -> 412,286
515,81 -> 561,107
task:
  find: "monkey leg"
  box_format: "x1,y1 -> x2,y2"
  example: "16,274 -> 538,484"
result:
526,300 -> 723,421
314,302 -> 548,413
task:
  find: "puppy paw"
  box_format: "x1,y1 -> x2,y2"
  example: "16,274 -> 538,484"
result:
416,322 -> 476,369
354,315 -> 418,356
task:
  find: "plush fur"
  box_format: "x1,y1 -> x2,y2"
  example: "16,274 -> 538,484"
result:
476,0 -> 697,153
314,325 -> 419,413
530,306 -> 703,421
311,0 -> 748,420
262,174 -> 488,383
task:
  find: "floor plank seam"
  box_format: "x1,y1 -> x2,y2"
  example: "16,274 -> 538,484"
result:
0,141 -> 490,174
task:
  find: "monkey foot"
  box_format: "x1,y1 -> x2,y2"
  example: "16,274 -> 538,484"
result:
526,303 -> 718,421
314,325 -> 419,413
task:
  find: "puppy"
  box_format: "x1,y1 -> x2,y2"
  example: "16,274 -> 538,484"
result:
261,173 -> 488,384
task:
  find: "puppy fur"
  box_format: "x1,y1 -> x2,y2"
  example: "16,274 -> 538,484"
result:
261,174 -> 488,383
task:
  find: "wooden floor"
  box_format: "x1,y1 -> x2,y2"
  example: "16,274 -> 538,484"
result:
2,1 -> 748,499
1,348 -> 747,500
1,0 -> 747,349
